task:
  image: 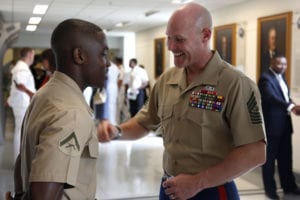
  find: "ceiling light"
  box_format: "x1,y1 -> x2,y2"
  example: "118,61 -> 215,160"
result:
33,4 -> 48,15
28,17 -> 42,24
115,21 -> 129,27
171,0 -> 194,4
26,25 -> 37,31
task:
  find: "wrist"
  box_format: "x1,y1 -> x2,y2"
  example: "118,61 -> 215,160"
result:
113,125 -> 122,140
14,191 -> 24,199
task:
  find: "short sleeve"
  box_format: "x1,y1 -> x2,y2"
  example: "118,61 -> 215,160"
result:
226,76 -> 266,146
29,109 -> 95,187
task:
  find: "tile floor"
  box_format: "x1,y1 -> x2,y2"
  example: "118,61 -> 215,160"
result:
1,112 -> 300,200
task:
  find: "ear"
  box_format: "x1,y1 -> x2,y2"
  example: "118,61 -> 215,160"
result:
201,28 -> 211,43
73,48 -> 85,65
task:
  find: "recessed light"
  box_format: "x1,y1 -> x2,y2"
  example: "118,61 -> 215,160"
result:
115,21 -> 129,27
171,0 -> 193,4
33,5 -> 48,15
26,25 -> 37,31
28,17 -> 42,24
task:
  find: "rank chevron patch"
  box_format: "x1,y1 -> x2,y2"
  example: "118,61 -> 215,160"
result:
59,132 -> 80,156
247,92 -> 262,124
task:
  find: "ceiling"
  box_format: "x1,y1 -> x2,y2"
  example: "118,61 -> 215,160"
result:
0,0 -> 249,37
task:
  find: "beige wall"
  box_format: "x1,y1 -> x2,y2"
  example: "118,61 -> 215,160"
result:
135,0 -> 300,172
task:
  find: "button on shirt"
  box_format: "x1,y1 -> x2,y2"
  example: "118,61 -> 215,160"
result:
135,51 -> 266,176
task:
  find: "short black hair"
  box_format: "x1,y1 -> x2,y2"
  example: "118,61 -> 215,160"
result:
41,49 -> 56,68
114,57 -> 123,65
130,58 -> 137,64
51,18 -> 103,67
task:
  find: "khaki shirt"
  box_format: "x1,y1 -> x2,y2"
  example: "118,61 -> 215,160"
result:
21,71 -> 98,200
135,51 -> 266,176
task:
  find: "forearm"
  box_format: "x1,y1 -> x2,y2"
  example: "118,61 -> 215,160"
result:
195,140 -> 266,190
24,88 -> 34,99
118,118 -> 149,140
29,182 -> 64,200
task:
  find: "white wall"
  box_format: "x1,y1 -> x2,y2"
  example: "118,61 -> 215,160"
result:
136,26 -> 170,87
135,0 -> 300,172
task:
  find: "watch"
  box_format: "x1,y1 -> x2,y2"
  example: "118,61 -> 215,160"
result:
113,125 -> 122,140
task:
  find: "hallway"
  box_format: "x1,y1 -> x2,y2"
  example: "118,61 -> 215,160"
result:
1,114 -> 299,200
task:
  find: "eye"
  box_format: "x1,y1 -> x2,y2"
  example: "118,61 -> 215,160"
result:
175,36 -> 185,43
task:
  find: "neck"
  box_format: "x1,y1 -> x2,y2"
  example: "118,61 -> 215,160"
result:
185,51 -> 213,85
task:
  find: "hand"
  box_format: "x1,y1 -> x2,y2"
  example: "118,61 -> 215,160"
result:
5,192 -> 13,200
97,120 -> 119,142
292,105 -> 300,115
15,83 -> 27,92
162,174 -> 202,200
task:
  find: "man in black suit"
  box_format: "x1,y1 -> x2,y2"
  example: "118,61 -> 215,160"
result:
258,54 -> 300,199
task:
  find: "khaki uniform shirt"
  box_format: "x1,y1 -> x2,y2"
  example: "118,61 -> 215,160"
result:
21,71 -> 98,200
135,51 -> 266,176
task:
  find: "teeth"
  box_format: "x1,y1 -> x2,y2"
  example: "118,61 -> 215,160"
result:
174,52 -> 183,57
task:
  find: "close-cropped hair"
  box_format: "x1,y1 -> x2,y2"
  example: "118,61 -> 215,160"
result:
130,58 -> 137,64
51,18 -> 103,53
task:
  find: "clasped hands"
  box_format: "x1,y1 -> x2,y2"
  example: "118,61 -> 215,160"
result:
292,105 -> 300,115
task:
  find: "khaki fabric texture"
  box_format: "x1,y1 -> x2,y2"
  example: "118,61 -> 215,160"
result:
135,51 -> 266,176
21,72 -> 98,200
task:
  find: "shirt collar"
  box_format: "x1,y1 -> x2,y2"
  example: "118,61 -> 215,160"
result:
165,51 -> 224,89
52,71 -> 93,115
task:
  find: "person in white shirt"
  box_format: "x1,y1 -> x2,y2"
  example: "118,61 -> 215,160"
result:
7,47 -> 36,162
123,58 -> 149,117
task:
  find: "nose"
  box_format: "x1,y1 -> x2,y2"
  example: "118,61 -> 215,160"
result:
167,38 -> 174,51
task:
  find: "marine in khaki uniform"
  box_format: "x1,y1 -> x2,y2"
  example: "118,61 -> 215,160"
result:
137,51 -> 265,177
6,19 -> 110,200
98,3 -> 266,200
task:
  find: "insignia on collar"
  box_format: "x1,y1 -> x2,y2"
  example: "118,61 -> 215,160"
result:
247,92 -> 262,124
59,132 -> 80,156
189,88 -> 225,112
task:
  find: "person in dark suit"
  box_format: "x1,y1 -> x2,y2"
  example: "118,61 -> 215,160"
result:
261,27 -> 281,75
258,54 -> 300,199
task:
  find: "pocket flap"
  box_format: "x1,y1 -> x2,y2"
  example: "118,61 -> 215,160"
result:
88,138 -> 99,158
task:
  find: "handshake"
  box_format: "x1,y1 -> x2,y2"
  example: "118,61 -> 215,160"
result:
292,105 -> 300,115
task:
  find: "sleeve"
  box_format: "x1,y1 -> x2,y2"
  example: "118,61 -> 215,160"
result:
14,70 -> 28,84
29,109 -> 94,187
135,81 -> 161,131
226,76 -> 266,146
141,68 -> 149,83
258,75 -> 290,110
